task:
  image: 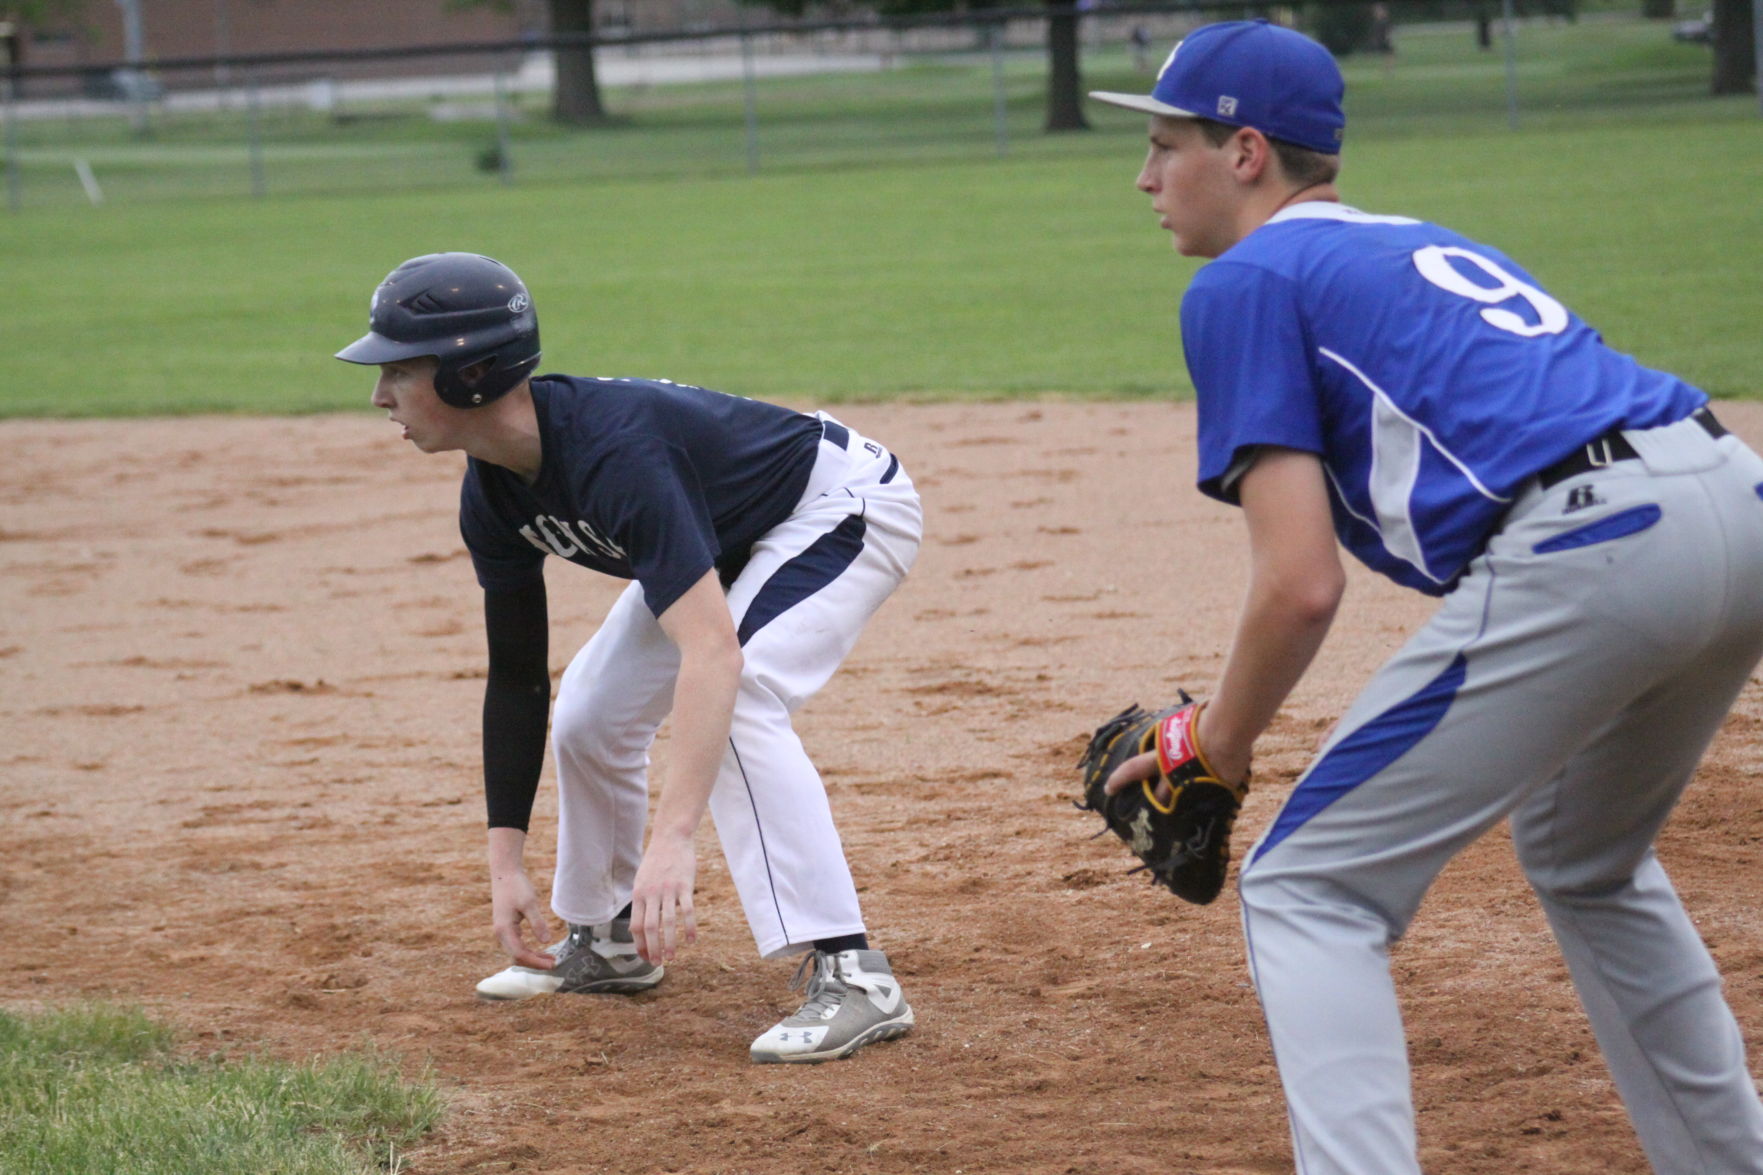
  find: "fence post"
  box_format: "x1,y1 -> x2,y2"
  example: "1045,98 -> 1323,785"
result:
494,69 -> 515,185
1500,0 -> 1519,129
2,71 -> 19,212
246,68 -> 265,198
738,18 -> 760,174
1754,0 -> 1763,116
989,18 -> 1009,157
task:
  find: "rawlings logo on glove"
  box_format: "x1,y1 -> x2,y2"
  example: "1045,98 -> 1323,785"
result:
1074,694 -> 1250,905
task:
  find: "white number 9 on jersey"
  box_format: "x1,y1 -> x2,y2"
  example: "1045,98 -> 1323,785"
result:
1411,245 -> 1569,338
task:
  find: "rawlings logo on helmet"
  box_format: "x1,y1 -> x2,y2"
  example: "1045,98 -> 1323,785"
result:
508,293 -> 529,313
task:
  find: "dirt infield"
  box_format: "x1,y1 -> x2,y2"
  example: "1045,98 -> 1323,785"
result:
4,402 -> 1760,1174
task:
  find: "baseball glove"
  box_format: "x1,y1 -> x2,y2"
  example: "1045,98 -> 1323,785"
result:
1075,695 -> 1249,905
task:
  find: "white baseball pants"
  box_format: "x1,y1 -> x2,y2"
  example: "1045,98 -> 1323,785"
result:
546,416 -> 921,959
1240,414 -> 1763,1174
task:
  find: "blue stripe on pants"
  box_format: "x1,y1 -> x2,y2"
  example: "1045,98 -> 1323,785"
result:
1252,653 -> 1469,864
735,513 -> 868,647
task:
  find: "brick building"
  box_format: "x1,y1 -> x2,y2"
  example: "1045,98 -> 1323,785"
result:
10,0 -> 752,72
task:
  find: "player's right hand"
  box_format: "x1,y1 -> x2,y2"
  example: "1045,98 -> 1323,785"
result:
490,868 -> 556,969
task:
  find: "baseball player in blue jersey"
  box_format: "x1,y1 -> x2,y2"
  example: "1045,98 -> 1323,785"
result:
335,252 -> 920,1064
1091,21 -> 1763,1173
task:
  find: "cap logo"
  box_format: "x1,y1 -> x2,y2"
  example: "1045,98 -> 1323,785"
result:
507,293 -> 529,313
1217,95 -> 1239,117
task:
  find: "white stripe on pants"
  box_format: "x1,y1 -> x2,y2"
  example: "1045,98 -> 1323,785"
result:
548,420 -> 921,959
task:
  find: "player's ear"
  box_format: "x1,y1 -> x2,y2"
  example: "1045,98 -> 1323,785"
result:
1231,127 -> 1273,184
459,358 -> 494,388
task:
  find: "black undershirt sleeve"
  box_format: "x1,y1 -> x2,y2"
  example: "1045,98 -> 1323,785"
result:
481,578 -> 551,832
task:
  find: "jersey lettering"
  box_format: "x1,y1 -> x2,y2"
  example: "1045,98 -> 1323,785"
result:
555,518 -> 625,561
517,515 -> 627,561
1411,246 -> 1568,338
517,524 -> 551,556
532,516 -> 578,557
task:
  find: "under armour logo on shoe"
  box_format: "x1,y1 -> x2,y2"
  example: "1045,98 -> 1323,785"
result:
1564,485 -> 1605,513
869,980 -> 903,1014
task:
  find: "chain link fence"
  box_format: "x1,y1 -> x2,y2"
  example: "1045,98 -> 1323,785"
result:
0,2 -> 1746,210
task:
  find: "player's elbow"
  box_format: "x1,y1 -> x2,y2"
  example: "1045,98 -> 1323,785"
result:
1257,563 -> 1345,631
714,632 -> 746,678
1292,574 -> 1346,630
685,628 -> 745,682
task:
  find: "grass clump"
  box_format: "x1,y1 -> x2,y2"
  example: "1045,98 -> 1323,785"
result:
0,1003 -> 442,1175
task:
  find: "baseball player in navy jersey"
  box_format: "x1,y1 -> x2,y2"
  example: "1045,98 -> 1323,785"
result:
335,252 -> 920,1064
1090,21 -> 1763,1173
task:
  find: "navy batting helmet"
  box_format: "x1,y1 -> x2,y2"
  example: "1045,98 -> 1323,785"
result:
335,252 -> 541,408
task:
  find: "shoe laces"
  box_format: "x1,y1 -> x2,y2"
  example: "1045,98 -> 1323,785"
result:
789,951 -> 849,1019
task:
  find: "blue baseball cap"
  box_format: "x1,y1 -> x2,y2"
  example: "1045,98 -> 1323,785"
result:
1090,20 -> 1345,155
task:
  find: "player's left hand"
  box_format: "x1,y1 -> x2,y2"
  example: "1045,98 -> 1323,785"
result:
630,832 -> 698,965
1106,706 -> 1250,796
1077,697 -> 1251,905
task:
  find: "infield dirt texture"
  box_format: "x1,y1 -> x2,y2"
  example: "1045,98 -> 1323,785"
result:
3,402 -> 1761,1173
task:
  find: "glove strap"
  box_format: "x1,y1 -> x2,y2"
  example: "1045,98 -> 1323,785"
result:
1156,701 -> 1252,807
1155,703 -> 1213,775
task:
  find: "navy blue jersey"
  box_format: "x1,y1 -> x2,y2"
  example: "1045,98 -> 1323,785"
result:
460,375 -> 822,616
1182,203 -> 1706,594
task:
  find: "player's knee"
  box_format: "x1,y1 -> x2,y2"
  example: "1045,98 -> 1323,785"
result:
1236,859 -> 1281,917
551,696 -> 647,774
1238,860 -> 1412,943
736,663 -> 804,715
1511,835 -> 1640,902
1520,861 -> 1639,905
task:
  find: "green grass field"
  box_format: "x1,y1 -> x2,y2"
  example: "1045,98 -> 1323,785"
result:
2,15 -> 1760,416
0,1004 -> 441,1175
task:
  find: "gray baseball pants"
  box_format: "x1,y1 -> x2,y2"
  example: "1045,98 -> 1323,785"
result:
1240,413 -> 1763,1174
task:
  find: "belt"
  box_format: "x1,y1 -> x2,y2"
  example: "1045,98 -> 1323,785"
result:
1536,407 -> 1727,490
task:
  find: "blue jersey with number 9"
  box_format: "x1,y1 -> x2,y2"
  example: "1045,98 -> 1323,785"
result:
1181,202 -> 1706,594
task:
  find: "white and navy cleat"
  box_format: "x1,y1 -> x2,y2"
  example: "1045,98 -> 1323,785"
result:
749,948 -> 914,1064
475,918 -> 663,1001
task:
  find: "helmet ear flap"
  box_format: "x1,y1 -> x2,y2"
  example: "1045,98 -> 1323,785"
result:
434,357 -> 495,408
433,342 -> 541,408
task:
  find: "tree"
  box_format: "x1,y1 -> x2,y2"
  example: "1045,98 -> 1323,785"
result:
456,0 -> 607,124
1709,0 -> 1757,95
1041,0 -> 1087,131
545,0 -> 607,123
1309,2 -> 1377,55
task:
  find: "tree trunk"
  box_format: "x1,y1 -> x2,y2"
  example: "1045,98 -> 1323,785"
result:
1710,0 -> 1757,95
549,0 -> 607,124
1045,0 -> 1088,131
